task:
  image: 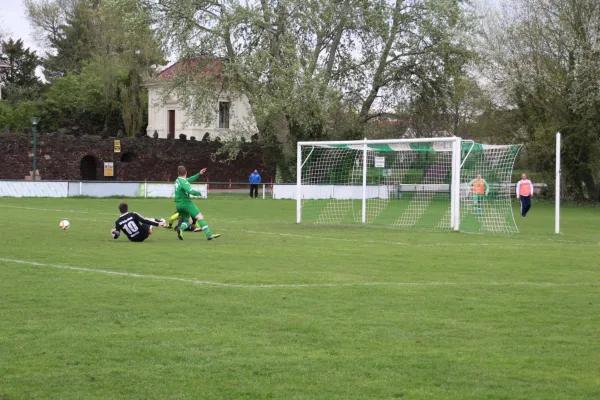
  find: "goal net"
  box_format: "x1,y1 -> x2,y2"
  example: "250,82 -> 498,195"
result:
296,138 -> 522,233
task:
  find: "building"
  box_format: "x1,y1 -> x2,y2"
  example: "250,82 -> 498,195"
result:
143,59 -> 257,140
0,59 -> 10,101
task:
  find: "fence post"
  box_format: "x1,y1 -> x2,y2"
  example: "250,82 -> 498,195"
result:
262,184 -> 266,199
144,179 -> 147,198
206,177 -> 210,192
79,181 -> 82,196
229,179 -> 232,191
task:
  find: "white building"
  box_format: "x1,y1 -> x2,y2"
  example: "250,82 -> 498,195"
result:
143,59 -> 257,140
0,59 -> 10,100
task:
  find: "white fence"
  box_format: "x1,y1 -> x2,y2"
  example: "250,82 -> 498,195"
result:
275,183 -> 546,200
0,181 -> 207,198
0,181 -> 70,198
273,184 -> 451,200
0,181 -> 544,199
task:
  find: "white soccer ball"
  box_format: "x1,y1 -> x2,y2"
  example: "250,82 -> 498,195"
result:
59,220 -> 70,230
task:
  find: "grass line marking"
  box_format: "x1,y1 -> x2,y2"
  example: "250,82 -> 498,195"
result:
1,257 -> 599,289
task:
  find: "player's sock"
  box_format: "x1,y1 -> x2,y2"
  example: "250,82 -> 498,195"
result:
193,218 -> 203,232
176,221 -> 188,240
197,219 -> 213,238
168,212 -> 179,228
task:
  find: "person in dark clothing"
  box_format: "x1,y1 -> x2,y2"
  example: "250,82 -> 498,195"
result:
249,169 -> 261,198
111,202 -> 165,242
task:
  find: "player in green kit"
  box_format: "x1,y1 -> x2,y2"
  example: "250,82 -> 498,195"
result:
174,165 -> 220,241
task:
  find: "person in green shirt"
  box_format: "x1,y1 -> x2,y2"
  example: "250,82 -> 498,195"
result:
174,165 -> 220,241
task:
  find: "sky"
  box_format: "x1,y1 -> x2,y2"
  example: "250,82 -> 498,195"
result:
0,0 -> 42,53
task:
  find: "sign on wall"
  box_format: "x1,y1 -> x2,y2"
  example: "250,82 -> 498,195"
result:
374,157 -> 385,168
114,140 -> 121,153
104,162 -> 114,177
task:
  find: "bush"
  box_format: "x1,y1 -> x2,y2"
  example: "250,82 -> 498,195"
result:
0,100 -> 45,132
512,171 -> 546,183
179,133 -> 187,141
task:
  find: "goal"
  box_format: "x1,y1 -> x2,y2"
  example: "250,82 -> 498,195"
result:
296,138 -> 522,233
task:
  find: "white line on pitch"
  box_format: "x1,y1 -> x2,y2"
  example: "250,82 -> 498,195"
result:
1,258 -> 599,289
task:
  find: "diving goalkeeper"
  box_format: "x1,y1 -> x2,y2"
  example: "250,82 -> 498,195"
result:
469,173 -> 489,213
173,165 -> 220,241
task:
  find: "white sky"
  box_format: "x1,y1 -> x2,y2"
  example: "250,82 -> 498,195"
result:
0,0 -> 42,53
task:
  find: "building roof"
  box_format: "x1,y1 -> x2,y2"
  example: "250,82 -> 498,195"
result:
156,58 -> 223,82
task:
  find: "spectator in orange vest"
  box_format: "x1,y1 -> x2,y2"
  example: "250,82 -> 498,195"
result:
469,173 -> 489,213
516,173 -> 534,217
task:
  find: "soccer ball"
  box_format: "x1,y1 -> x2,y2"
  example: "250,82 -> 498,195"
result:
59,220 -> 70,230
111,230 -> 120,239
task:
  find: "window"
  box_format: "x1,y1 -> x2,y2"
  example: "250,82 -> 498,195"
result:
219,102 -> 230,129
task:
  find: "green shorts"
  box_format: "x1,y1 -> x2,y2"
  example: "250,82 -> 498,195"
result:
176,202 -> 200,220
473,194 -> 485,203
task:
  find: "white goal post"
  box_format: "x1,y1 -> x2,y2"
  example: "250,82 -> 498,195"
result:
296,137 -> 522,234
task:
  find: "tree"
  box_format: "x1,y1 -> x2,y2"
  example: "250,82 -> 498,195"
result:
481,0 -> 600,201
25,0 -> 163,134
91,0 -> 165,135
43,1 -> 96,80
144,0 -> 474,175
44,59 -> 117,131
24,0 -> 85,50
0,39 -> 43,102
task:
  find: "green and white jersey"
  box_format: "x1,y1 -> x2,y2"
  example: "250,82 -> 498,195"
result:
174,173 -> 201,204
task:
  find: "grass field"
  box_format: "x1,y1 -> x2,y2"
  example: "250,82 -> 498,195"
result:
0,197 -> 599,399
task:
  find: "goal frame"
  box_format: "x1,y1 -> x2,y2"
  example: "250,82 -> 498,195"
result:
296,137 -> 463,231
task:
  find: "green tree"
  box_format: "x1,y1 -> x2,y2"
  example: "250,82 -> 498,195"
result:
145,0 -> 474,175
0,100 -> 45,132
44,59 -> 115,131
24,0 -> 81,49
42,1 -> 97,80
0,39 -> 43,102
482,0 -> 600,201
25,0 -> 163,134
90,0 -> 164,135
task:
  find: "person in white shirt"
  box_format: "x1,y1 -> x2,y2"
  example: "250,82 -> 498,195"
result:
516,173 -> 534,217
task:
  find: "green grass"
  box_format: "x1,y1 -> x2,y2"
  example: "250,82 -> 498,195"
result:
0,197 -> 599,399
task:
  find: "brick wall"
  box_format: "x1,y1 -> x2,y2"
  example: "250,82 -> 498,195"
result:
0,132 -> 274,183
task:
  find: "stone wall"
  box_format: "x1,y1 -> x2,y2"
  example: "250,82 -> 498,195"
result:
0,132 -> 275,183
